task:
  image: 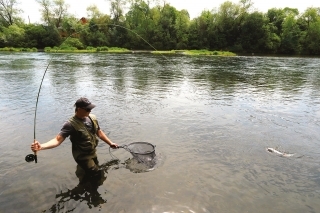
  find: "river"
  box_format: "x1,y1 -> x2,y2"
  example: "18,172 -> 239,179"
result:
0,52 -> 320,213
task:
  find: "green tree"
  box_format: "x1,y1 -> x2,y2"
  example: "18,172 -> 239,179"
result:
106,0 -> 130,48
214,1 -> 242,50
267,7 -> 299,36
298,7 -> 320,30
36,0 -> 69,27
0,23 -> 24,47
108,21 -> 129,48
280,13 -> 301,54
262,23 -> 281,53
86,4 -> 104,19
187,10 -> 214,50
22,24 -> 46,48
266,8 -> 285,37
156,3 -> 178,50
36,0 -> 52,24
79,18 -> 111,47
0,0 -> 22,26
42,25 -> 61,47
125,0 -> 159,49
60,37 -> 84,49
175,9 -> 189,49
60,15 -> 85,38
187,18 -> 200,49
299,7 -> 320,54
304,21 -> 320,54
108,0 -> 127,23
238,12 -> 267,52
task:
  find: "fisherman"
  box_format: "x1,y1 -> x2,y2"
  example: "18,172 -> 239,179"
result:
31,97 -> 119,176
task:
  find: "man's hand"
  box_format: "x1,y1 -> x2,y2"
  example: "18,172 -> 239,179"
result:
109,142 -> 119,149
31,140 -> 42,152
31,135 -> 65,152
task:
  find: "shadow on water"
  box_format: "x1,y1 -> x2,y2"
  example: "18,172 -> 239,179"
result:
46,155 -> 159,212
124,156 -> 159,173
47,159 -> 120,212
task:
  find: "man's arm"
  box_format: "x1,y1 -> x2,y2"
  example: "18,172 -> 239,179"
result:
31,134 -> 65,152
96,129 -> 118,149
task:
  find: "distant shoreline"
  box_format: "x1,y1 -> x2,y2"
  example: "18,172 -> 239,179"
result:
0,47 -> 236,56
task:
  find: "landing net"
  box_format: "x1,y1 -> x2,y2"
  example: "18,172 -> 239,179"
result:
121,142 -> 156,167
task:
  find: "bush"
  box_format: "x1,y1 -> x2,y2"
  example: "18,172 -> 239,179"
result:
86,46 -> 95,50
44,47 -> 52,52
96,46 -> 108,52
61,38 -> 84,50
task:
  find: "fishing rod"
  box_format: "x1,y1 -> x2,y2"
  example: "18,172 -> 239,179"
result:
25,23 -> 173,163
25,47 -> 55,163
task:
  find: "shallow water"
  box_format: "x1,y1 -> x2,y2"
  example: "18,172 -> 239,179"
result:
1,52 -> 320,213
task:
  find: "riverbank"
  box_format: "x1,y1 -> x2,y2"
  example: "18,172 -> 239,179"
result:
0,47 -> 236,56
151,50 -> 236,56
0,47 -> 38,52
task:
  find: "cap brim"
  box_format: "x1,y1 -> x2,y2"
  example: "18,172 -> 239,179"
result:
85,104 -> 96,110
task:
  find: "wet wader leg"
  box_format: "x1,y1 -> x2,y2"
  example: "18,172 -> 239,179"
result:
76,157 -> 101,177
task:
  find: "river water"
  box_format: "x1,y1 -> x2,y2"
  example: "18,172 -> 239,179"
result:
0,52 -> 320,213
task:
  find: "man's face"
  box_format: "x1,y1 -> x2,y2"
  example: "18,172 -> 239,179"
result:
78,107 -> 91,116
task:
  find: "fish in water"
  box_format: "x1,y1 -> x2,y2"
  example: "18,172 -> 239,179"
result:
267,148 -> 295,157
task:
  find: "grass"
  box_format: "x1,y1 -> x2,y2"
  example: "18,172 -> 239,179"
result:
44,46 -> 131,53
151,50 -> 176,54
151,49 -> 236,56
0,47 -> 38,52
0,47 -> 236,56
182,50 -> 236,56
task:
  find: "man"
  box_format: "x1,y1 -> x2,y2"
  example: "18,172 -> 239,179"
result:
31,97 -> 119,176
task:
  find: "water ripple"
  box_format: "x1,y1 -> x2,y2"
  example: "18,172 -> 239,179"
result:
1,53 -> 320,213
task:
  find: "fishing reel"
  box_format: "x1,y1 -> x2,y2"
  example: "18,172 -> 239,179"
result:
25,154 -> 37,163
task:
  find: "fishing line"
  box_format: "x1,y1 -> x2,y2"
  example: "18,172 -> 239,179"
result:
25,22 -> 174,163
25,42 -> 60,163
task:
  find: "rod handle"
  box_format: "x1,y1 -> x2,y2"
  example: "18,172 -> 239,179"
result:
33,140 -> 38,163
34,151 -> 37,163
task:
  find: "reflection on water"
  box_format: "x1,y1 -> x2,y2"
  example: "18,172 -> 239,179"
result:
50,166 -> 107,212
49,159 -> 119,212
0,52 -> 320,213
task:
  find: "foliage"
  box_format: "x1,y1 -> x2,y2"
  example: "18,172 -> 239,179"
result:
0,47 -> 37,51
298,7 -> 320,54
60,37 -> 84,49
45,25 -> 62,46
36,0 -> 69,27
44,45 -> 130,53
279,14 -> 301,54
238,12 -> 269,53
0,0 -> 320,55
0,24 -> 25,47
22,24 -> 48,48
151,50 -> 176,54
150,49 -> 236,56
0,0 -> 21,26
183,50 -> 236,56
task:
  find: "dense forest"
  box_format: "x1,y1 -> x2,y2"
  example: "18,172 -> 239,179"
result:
1,0 -> 320,55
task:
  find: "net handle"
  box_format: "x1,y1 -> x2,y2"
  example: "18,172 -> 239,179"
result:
118,145 -> 130,152
118,142 -> 156,154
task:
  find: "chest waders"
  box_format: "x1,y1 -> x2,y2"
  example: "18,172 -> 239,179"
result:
69,114 -> 99,161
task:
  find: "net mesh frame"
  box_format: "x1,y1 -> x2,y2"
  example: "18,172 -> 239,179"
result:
122,142 -> 156,166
